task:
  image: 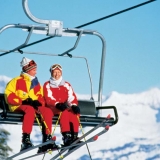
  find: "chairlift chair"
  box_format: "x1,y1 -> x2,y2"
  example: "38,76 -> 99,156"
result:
0,0 -> 118,127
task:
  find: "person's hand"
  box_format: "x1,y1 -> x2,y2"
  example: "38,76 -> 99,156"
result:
22,98 -> 33,106
56,103 -> 67,111
32,100 -> 42,110
72,105 -> 80,114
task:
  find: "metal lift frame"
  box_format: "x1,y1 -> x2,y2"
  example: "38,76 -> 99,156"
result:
0,0 -> 118,126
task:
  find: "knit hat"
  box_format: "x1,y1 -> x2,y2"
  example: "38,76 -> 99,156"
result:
50,64 -> 62,72
20,57 -> 37,72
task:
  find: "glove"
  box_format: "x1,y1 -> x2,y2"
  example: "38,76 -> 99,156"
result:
32,100 -> 42,110
22,98 -> 33,106
55,103 -> 67,111
72,105 -> 80,114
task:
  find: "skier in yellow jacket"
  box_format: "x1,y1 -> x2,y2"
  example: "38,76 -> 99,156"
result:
5,57 -> 56,152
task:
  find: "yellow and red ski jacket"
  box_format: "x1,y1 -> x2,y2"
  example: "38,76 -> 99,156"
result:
5,73 -> 44,112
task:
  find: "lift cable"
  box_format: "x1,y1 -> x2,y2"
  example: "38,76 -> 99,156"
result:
0,0 -> 156,54
76,0 -> 156,28
21,0 -> 156,50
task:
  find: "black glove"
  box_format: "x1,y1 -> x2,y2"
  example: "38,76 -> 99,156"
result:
56,103 -> 67,111
32,100 -> 42,110
22,98 -> 33,106
72,105 -> 80,114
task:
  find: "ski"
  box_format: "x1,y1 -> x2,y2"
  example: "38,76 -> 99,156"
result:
59,125 -> 109,160
7,136 -> 56,160
18,147 -> 58,160
19,137 -> 96,160
50,114 -> 111,160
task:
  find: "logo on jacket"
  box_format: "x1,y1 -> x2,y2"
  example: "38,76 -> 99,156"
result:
23,92 -> 26,96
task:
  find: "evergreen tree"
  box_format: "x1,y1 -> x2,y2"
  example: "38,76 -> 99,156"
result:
0,128 -> 12,159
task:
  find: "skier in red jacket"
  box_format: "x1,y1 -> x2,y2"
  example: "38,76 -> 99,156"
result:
43,64 -> 80,146
5,57 -> 57,152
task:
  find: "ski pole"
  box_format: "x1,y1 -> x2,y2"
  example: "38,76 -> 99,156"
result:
38,110 -> 62,135
51,112 -> 64,159
37,109 -> 51,134
77,115 -> 93,160
52,112 -> 62,136
37,108 -> 62,160
35,112 -> 52,160
35,113 -> 43,131
38,109 -> 63,159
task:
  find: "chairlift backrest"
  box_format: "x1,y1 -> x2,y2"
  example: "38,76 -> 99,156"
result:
0,93 -> 96,117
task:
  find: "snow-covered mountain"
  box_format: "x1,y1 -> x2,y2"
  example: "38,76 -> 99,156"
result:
0,75 -> 11,93
0,76 -> 160,160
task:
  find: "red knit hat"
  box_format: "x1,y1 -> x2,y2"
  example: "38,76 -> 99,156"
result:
20,57 -> 37,72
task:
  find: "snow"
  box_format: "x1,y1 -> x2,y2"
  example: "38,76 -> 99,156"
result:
0,75 -> 11,93
0,76 -> 160,160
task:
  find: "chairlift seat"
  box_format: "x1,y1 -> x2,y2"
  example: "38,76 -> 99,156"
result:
0,93 -> 118,127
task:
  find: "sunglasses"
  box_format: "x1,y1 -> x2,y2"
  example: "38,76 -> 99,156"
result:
51,64 -> 62,71
23,60 -> 36,71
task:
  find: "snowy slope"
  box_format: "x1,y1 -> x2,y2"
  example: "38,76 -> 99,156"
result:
0,76 -> 160,160
92,89 -> 160,160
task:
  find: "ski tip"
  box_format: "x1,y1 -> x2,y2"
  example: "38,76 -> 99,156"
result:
93,135 -> 99,141
105,125 -> 110,130
52,136 -> 56,141
106,114 -> 111,119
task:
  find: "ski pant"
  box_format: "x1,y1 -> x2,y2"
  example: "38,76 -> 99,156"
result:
15,105 -> 53,134
59,109 -> 80,133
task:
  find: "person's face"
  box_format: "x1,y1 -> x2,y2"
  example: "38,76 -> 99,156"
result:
27,67 -> 37,77
52,68 -> 62,80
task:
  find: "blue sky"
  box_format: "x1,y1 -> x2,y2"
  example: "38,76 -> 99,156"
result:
0,0 -> 160,97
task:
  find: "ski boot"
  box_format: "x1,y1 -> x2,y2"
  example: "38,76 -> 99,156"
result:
72,132 -> 79,141
20,133 -> 33,151
37,134 -> 58,153
62,132 -> 73,146
60,132 -> 72,151
68,132 -> 82,151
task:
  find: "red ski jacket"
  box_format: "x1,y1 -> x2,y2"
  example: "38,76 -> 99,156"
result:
43,80 -> 78,114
